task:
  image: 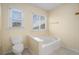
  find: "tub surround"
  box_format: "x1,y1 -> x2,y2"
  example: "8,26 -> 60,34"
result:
27,35 -> 61,55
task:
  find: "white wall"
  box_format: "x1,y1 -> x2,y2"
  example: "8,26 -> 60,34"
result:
0,3 -> 2,53
49,4 -> 79,51
1,3 -> 49,53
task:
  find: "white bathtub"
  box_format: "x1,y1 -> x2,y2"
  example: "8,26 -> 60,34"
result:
28,35 -> 61,55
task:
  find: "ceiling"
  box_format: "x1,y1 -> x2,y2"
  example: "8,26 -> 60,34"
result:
31,3 -> 62,11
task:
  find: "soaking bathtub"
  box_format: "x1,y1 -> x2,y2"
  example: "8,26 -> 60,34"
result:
27,35 -> 61,55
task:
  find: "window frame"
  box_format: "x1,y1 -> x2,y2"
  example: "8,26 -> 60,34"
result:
9,8 -> 24,28
32,13 -> 47,31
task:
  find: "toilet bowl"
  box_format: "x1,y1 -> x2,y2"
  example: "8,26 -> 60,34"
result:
12,44 -> 24,55
11,36 -> 24,55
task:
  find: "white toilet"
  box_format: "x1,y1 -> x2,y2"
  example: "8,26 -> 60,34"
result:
11,36 -> 24,55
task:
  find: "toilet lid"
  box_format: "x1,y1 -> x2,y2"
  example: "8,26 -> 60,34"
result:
13,44 -> 24,51
11,36 -> 23,44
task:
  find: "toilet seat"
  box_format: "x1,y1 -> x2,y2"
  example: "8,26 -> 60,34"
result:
12,44 -> 24,55
13,44 -> 24,52
10,36 -> 24,55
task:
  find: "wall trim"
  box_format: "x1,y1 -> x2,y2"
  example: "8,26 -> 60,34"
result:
2,50 -> 12,55
64,47 -> 79,53
68,48 -> 79,53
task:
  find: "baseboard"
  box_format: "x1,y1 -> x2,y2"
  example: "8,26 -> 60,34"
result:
0,51 -> 2,54
69,48 -> 79,53
64,47 -> 79,53
2,50 -> 12,55
2,46 -> 28,55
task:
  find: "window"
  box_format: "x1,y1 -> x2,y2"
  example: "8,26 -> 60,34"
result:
32,14 -> 47,31
9,8 -> 23,28
40,16 -> 46,30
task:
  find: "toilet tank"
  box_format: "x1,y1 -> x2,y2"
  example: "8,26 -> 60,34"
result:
11,36 -> 23,45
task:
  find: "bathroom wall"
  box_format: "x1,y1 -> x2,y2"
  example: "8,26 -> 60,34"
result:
2,3 -> 79,54
1,3 -> 49,53
0,3 -> 2,53
49,4 -> 79,51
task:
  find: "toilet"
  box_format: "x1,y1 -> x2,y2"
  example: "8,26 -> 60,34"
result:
11,36 -> 24,55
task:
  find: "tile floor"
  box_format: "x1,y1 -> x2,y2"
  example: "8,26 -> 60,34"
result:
5,47 -> 79,55
22,47 -> 79,55
52,47 -> 79,55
